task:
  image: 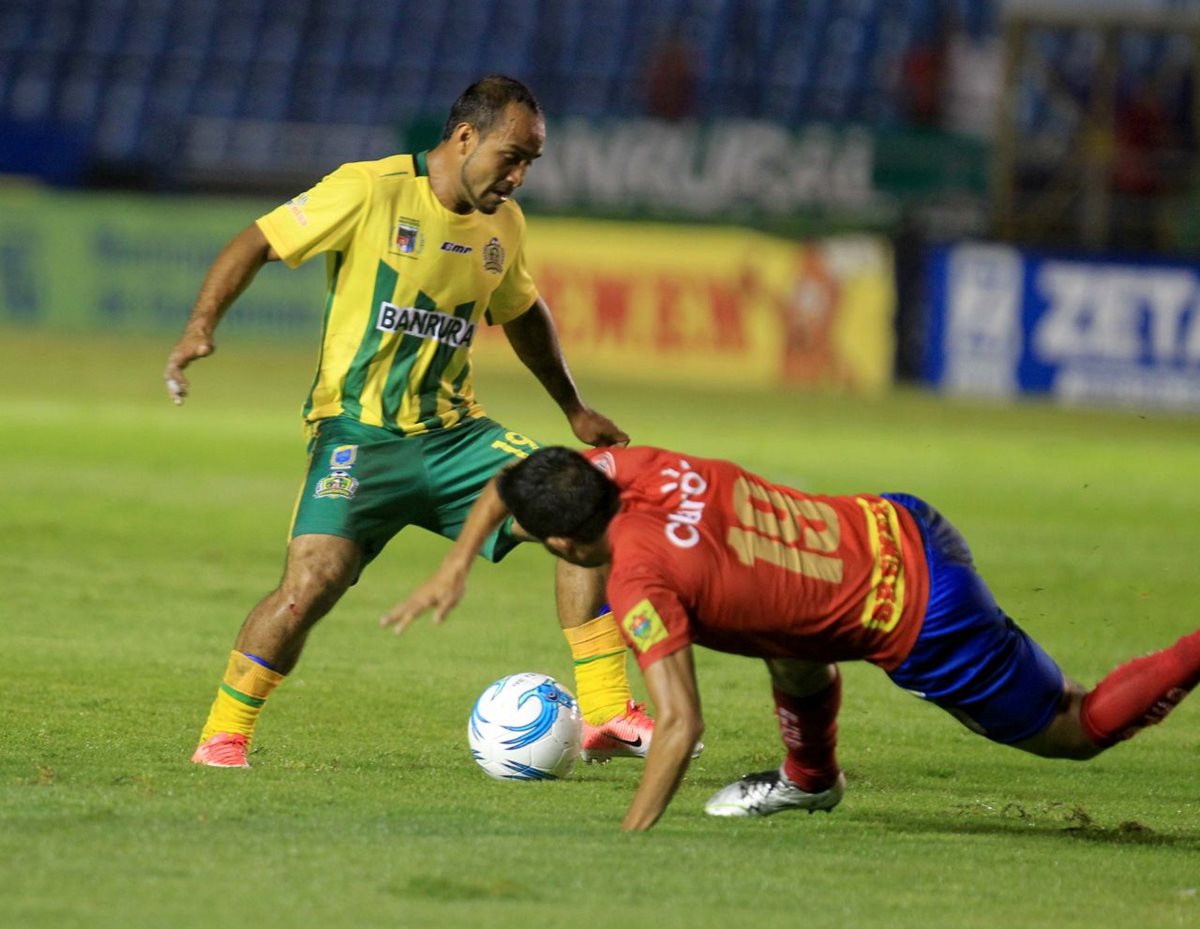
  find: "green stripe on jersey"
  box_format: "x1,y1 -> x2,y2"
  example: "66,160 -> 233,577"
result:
380,290 -> 439,429
340,260 -> 399,421
415,299 -> 477,429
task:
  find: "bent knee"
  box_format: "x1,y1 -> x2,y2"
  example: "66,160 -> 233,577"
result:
279,536 -> 361,620
1012,681 -> 1102,760
766,658 -> 837,696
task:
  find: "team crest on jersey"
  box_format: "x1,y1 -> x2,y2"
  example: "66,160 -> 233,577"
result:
314,472 -> 359,500
391,217 -> 424,256
621,599 -> 670,654
482,237 -> 505,274
329,445 -> 358,469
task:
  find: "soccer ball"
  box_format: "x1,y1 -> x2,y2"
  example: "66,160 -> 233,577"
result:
468,672 -> 583,780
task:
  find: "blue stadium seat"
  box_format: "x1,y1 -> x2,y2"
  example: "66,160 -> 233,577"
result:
0,0 -> 1016,185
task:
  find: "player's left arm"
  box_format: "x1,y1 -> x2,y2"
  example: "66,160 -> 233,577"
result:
502,299 -> 629,447
622,646 -> 704,832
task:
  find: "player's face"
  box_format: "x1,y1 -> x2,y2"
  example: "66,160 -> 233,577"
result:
459,103 -> 544,214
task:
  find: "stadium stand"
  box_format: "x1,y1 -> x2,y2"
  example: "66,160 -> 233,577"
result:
0,0 -> 1001,189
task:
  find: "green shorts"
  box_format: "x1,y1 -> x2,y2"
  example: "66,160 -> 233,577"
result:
291,416 -> 541,565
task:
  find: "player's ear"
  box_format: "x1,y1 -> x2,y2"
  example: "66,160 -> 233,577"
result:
453,121 -> 476,152
541,536 -> 573,560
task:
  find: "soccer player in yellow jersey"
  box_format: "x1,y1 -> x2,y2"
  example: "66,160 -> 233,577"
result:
164,76 -> 668,768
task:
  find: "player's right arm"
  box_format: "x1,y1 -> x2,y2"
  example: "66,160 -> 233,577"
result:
165,164 -> 367,405
380,475 -> 534,634
623,645 -> 704,831
163,223 -> 279,405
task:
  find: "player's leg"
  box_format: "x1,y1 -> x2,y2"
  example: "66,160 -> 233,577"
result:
555,560 -> 629,724
885,493 -> 1200,760
193,533 -> 361,767
231,533 -> 362,673
884,493 -> 1079,750
193,419 -> 416,767
706,659 -> 845,818
555,559 -> 651,760
1013,628 -> 1200,759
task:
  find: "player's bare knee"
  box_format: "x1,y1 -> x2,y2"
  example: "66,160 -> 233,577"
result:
281,568 -> 351,621
1013,683 -> 1102,760
276,535 -> 360,622
766,658 -> 836,696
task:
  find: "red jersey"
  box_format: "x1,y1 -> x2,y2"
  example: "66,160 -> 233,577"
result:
583,446 -> 929,672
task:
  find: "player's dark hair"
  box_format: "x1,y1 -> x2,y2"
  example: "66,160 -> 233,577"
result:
496,447 -> 621,543
441,75 -> 543,141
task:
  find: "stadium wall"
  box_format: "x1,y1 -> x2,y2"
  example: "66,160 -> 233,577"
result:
0,187 -> 896,393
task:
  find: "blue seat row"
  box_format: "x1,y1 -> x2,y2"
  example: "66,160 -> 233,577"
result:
0,0 -> 1000,179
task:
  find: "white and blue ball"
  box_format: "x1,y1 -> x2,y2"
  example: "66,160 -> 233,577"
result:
468,672 -> 582,780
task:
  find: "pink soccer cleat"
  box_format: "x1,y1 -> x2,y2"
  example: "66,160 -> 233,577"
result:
580,700 -> 704,763
191,732 -> 250,768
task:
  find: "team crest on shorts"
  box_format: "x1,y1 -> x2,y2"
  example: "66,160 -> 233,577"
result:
314,472 -> 359,500
329,444 -> 358,469
482,237 -> 505,274
391,217 -> 423,256
622,599 -> 669,654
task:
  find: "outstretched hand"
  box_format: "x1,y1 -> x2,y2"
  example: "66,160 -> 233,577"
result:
380,563 -> 468,635
568,406 -> 629,448
163,328 -> 216,405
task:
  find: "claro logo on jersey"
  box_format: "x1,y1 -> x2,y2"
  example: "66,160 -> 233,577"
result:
376,302 -> 476,348
659,458 -> 708,549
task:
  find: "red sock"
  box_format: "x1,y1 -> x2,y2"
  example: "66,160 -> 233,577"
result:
774,669 -> 841,792
1080,629 -> 1200,748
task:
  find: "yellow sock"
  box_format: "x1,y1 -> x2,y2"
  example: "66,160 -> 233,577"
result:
198,650 -> 285,744
564,613 -> 633,725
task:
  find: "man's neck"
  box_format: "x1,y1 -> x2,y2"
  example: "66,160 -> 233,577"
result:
424,144 -> 474,215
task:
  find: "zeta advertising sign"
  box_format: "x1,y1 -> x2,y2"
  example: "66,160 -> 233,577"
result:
922,243 -> 1200,410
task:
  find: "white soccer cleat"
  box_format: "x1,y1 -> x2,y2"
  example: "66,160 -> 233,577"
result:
705,767 -> 845,818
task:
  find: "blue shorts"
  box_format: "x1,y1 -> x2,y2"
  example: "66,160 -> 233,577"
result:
882,494 -> 1065,744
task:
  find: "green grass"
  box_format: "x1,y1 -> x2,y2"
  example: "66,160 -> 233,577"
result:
3,326 -> 1200,929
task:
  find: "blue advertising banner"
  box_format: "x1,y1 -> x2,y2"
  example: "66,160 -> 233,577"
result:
922,243 -> 1200,411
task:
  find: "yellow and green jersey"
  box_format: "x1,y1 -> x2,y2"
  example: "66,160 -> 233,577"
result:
256,151 -> 539,436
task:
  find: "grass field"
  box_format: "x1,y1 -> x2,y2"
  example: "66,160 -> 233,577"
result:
3,325 -> 1200,929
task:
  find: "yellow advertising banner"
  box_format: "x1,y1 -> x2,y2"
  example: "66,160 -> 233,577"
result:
0,190 -> 893,393
471,219 -> 895,393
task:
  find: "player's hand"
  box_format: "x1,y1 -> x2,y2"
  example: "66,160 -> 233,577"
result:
163,327 -> 216,405
380,564 -> 468,635
567,406 -> 629,447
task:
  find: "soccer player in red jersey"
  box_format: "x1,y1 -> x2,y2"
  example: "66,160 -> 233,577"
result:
385,445 -> 1200,831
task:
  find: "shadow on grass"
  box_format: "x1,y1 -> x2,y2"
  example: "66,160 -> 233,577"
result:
858,800 -> 1200,850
